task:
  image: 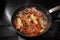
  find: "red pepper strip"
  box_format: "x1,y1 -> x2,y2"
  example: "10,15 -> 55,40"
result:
20,27 -> 25,32
25,27 -> 33,35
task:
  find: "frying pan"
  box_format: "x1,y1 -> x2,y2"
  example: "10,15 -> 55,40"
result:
11,3 -> 60,37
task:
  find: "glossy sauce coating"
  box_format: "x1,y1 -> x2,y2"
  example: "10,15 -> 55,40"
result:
13,7 -> 47,37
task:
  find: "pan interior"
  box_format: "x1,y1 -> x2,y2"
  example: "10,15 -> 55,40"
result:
11,4 -> 51,37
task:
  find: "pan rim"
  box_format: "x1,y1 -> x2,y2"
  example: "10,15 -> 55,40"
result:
11,3 -> 52,37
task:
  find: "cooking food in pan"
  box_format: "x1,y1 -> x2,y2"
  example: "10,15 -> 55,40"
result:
13,7 -> 47,37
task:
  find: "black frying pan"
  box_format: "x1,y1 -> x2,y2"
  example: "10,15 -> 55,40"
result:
11,3 -> 60,37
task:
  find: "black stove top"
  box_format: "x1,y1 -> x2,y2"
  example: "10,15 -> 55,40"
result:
0,0 -> 60,40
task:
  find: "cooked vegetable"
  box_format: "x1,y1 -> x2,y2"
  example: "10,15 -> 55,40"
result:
13,7 -> 47,36
13,17 -> 23,29
30,14 -> 38,24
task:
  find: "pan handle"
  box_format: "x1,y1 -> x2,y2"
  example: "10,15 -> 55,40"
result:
49,5 -> 60,13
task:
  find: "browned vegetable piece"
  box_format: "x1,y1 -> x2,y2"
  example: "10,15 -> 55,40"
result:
13,7 -> 47,36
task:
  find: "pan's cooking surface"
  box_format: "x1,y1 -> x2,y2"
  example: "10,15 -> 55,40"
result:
12,7 -> 48,37
0,0 -> 60,40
